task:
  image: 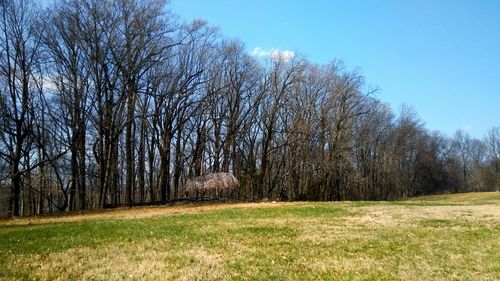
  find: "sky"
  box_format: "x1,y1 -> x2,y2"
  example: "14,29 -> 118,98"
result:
169,0 -> 500,139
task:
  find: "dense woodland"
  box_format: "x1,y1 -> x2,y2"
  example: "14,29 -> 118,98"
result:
0,0 -> 498,217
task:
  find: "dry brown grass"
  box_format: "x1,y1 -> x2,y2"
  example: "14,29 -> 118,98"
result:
174,248 -> 228,281
1,193 -> 499,280
0,202 -> 285,227
345,204 -> 500,227
10,242 -> 167,280
10,241 -> 229,281
408,191 -> 500,203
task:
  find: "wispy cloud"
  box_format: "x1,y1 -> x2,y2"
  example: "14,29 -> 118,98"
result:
42,75 -> 58,92
250,47 -> 295,62
461,125 -> 472,132
250,47 -> 270,57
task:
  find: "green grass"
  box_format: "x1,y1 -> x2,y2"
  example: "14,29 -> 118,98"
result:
0,192 -> 499,280
407,191 -> 500,204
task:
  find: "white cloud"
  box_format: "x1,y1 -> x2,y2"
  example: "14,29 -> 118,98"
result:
250,47 -> 269,57
42,75 -> 58,92
270,49 -> 295,61
250,47 -> 295,62
461,125 -> 472,132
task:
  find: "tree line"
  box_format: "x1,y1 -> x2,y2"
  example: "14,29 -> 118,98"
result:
0,0 -> 498,216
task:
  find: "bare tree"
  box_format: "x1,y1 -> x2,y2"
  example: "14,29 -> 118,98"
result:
0,0 -> 45,216
452,130 -> 473,192
484,127 -> 500,190
108,0 -> 170,206
153,20 -> 214,202
42,0 -> 91,210
257,55 -> 306,199
1,0 -> 497,216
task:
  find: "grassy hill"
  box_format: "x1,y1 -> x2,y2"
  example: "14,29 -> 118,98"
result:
1,192 -> 499,280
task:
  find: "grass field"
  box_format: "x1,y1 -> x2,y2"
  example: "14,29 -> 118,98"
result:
1,192 -> 499,280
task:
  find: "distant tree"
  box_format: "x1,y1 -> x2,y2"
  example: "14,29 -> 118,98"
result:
110,0 -> 170,207
153,20 -> 213,202
42,0 -> 91,211
484,127 -> 500,190
0,0 -> 45,216
1,0 -> 498,217
257,55 -> 306,199
452,130 -> 473,192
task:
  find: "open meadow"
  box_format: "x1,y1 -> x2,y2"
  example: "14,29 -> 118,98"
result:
1,192 -> 499,280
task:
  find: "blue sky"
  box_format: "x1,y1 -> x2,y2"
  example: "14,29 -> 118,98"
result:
170,0 -> 500,138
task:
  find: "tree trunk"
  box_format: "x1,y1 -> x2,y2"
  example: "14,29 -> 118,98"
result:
173,127 -> 183,199
159,135 -> 172,202
78,126 -> 86,210
125,78 -> 136,206
12,165 -> 21,217
138,118 -> 146,203
148,130 -> 156,202
70,139 -> 78,210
